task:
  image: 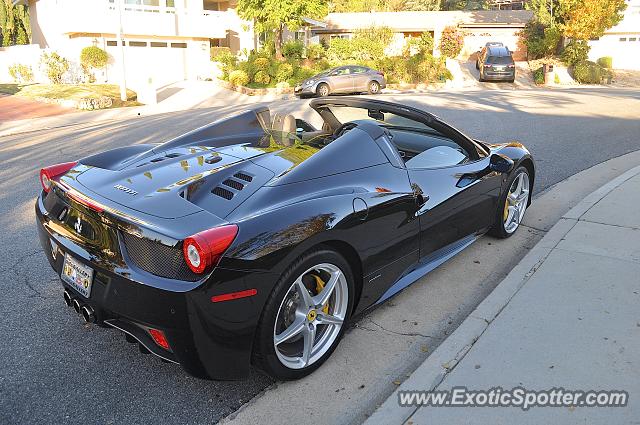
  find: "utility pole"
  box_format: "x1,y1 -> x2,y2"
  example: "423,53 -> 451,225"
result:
115,0 -> 127,102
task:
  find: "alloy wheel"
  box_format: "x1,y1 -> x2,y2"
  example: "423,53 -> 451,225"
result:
317,85 -> 329,97
369,81 -> 380,94
273,263 -> 348,370
503,171 -> 530,234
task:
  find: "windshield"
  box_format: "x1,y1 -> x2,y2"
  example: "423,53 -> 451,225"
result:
325,105 -> 432,131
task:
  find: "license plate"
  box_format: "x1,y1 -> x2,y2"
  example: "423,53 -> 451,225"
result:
61,254 -> 94,298
494,66 -> 505,71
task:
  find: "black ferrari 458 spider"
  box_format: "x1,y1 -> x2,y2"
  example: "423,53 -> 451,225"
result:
36,97 -> 534,380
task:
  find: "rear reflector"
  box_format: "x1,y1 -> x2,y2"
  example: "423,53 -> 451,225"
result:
148,328 -> 170,351
211,288 -> 257,303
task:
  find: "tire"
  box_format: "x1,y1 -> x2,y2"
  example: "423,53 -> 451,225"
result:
368,80 -> 381,94
316,83 -> 330,97
252,248 -> 355,380
508,78 -> 515,83
490,166 -> 531,239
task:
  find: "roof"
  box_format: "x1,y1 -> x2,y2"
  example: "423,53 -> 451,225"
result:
312,10 -> 534,33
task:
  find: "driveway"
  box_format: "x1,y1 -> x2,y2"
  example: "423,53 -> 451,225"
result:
0,94 -> 73,122
454,60 -> 535,89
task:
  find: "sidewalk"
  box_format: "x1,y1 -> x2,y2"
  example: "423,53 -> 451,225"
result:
367,165 -> 640,424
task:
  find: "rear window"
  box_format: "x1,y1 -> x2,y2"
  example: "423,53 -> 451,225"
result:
487,55 -> 513,65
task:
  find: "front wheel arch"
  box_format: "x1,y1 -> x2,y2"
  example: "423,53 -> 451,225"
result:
518,158 -> 535,206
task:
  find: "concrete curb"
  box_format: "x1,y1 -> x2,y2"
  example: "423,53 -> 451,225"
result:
364,163 -> 640,425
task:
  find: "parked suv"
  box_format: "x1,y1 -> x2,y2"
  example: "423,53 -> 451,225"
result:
476,46 -> 516,83
294,65 -> 386,97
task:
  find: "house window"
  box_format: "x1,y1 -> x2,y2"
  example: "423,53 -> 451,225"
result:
171,42 -> 187,48
294,31 -> 305,42
150,41 -> 168,47
330,34 -> 350,41
620,37 -> 627,41
203,0 -> 228,11
106,40 -> 118,46
128,41 -> 148,47
630,37 -> 637,42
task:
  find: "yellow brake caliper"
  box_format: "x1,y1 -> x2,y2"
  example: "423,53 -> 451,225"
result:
312,274 -> 330,314
503,198 -> 509,222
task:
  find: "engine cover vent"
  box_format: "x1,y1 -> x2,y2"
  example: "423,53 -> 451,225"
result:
212,186 -> 234,200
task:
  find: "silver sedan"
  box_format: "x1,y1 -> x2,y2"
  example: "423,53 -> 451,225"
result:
295,65 -> 386,97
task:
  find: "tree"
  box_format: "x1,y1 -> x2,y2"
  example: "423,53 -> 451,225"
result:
525,0 -> 559,26
558,0 -> 626,40
237,0 -> 328,59
405,0 -> 441,11
0,0 -> 30,46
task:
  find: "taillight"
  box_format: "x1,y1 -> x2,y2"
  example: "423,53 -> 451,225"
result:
40,162 -> 78,193
148,328 -> 170,351
508,64 -> 515,68
183,224 -> 238,274
484,64 -> 492,68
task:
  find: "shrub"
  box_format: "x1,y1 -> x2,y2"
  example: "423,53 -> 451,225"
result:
374,53 -> 449,84
40,51 -> 70,84
213,49 -> 237,79
311,58 -> 332,74
561,40 -> 589,66
8,63 -> 33,83
80,46 -> 108,69
326,37 -> 353,61
403,32 -> 434,57
283,41 -> 304,59
210,46 -> 232,61
253,70 -> 271,85
520,22 -> 561,59
554,73 -> 560,84
306,43 -> 325,60
228,69 -> 249,86
533,67 -> 544,84
597,56 -> 613,69
290,67 -> 316,85
573,60 -> 604,84
439,26 -> 464,58
253,57 -> 270,71
327,26 -> 394,61
275,62 -> 294,82
275,81 -> 290,90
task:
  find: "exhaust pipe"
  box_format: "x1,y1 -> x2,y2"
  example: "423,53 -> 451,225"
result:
63,290 -> 73,307
80,305 -> 96,324
72,298 -> 82,314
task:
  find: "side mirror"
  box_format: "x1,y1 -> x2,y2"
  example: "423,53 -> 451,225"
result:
489,153 -> 514,174
368,109 -> 385,121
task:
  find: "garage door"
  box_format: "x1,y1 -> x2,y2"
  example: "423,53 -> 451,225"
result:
106,39 -> 187,88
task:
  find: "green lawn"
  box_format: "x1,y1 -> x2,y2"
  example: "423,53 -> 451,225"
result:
0,83 -> 140,108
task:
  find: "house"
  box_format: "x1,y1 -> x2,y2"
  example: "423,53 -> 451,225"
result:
12,0 -> 255,87
309,10 -> 534,60
588,0 -> 640,70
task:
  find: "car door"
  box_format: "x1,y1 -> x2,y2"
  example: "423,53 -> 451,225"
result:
350,66 -> 369,92
328,67 -> 355,93
403,135 -> 502,258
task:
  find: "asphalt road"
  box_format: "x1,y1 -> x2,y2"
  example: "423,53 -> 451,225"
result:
1,87 -> 639,425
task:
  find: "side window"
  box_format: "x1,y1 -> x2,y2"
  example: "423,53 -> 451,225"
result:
351,66 -> 366,74
335,68 -> 350,76
391,129 -> 471,169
